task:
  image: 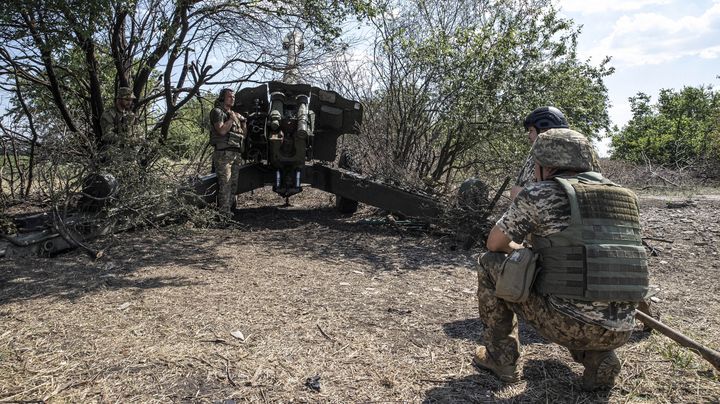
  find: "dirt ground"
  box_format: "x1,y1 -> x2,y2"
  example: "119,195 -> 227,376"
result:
1,187 -> 719,403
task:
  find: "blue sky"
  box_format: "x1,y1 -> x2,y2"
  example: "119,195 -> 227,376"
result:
555,0 -> 720,155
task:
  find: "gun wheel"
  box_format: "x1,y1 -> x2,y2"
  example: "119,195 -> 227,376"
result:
335,195 -> 358,214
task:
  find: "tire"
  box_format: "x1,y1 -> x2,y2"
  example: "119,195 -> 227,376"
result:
336,195 -> 358,214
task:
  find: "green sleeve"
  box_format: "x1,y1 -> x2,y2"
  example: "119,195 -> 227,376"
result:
209,107 -> 225,128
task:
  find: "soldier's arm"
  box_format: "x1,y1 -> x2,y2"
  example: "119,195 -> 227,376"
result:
511,155 -> 535,199
486,226 -> 518,254
239,114 -> 246,134
510,185 -> 522,200
212,109 -> 238,136
488,188 -> 537,252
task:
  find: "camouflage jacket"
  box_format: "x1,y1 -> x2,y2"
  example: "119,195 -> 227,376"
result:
515,154 -> 535,188
496,178 -> 637,331
100,106 -> 141,154
101,106 -> 137,142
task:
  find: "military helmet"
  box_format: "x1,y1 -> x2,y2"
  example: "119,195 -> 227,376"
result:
532,128 -> 595,172
523,106 -> 568,131
117,87 -> 136,100
458,177 -> 489,209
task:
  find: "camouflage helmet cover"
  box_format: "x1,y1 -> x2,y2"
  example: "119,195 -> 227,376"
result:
532,128 -> 595,172
458,177 -> 489,209
117,87 -> 136,99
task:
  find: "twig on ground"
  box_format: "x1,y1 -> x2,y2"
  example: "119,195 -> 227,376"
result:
642,237 -> 674,243
651,172 -> 679,187
225,359 -> 237,387
0,380 -> 50,402
42,372 -> 101,402
642,240 -> 659,256
316,323 -> 336,342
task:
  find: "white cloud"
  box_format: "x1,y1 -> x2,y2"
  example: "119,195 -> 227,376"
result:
556,0 -> 671,15
581,2 -> 720,66
699,45 -> 720,58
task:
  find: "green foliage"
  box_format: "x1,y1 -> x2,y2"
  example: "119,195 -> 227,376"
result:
164,96 -> 212,159
352,0 -> 612,189
300,0 -> 378,43
611,86 -> 720,175
0,0 -> 376,206
653,336 -> 698,370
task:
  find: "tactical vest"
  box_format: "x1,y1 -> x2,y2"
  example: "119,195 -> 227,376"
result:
209,107 -> 244,151
533,172 -> 649,302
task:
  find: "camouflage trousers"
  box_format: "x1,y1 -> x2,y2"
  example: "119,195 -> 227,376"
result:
213,149 -> 242,213
477,252 -> 632,367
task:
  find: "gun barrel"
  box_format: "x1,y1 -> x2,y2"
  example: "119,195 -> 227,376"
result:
635,310 -> 720,371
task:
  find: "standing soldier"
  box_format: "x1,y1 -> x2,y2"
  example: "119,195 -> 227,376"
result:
474,129 -> 648,390
209,88 -> 246,215
99,86 -> 139,165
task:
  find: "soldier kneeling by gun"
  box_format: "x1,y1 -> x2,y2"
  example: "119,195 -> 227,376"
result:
475,129 -> 648,391
210,88 -> 246,215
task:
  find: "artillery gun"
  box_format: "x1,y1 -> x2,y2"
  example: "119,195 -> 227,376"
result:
192,80 -> 441,217
1,32 -> 443,258
193,31 -> 441,218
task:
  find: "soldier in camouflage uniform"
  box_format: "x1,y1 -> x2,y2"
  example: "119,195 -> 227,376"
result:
511,106 -> 601,199
99,87 -> 140,166
475,128 -> 648,391
209,88 -> 246,214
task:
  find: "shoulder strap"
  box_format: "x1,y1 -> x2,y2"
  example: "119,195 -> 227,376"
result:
553,177 -> 581,226
575,171 -> 616,185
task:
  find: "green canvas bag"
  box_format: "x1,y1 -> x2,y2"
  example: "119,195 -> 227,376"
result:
495,248 -> 539,303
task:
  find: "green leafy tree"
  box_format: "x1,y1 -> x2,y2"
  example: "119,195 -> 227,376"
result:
330,0 -> 612,190
0,0 -> 375,201
611,86 -> 720,177
165,93 -> 212,161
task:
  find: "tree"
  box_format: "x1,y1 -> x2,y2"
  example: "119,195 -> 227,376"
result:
329,0 -> 612,191
0,0 -> 375,200
611,86 -> 720,177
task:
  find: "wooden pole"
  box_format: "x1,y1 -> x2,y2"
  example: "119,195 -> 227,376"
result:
635,310 -> 720,371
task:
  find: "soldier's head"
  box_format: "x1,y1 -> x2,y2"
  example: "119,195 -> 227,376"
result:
532,128 -> 597,180
217,88 -> 235,109
115,87 -> 136,111
523,106 -> 569,144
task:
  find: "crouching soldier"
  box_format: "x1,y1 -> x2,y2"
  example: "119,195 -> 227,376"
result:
474,128 -> 648,390
209,88 -> 246,215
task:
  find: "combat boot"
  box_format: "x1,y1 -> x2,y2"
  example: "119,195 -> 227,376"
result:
579,350 -> 621,391
473,346 -> 521,383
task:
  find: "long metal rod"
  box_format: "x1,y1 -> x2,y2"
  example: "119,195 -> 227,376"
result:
635,310 -> 720,371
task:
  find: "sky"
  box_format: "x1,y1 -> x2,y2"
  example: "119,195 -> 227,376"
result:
554,0 -> 720,156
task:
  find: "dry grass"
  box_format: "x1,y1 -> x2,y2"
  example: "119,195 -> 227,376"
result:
1,187 -> 719,403
601,158 -> 720,194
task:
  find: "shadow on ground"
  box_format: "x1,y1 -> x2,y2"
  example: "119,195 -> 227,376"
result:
423,358 -> 612,404
0,231 -> 209,306
0,203 -> 473,308
442,318 -> 548,346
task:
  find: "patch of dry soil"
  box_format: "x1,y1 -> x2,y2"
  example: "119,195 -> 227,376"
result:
1,188 -> 718,403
